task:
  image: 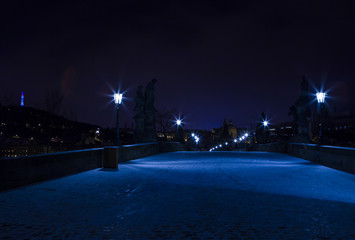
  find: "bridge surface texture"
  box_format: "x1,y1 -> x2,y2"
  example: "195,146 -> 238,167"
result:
1,151 -> 354,239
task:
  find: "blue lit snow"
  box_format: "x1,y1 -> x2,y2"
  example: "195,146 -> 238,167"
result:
0,151 -> 354,239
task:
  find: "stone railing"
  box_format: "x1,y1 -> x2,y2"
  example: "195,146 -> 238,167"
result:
0,142 -> 185,191
288,143 -> 355,174
248,142 -> 355,174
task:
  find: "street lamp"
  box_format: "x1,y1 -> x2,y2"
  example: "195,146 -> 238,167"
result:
114,92 -> 123,146
316,92 -> 326,145
263,120 -> 269,127
175,118 -> 183,142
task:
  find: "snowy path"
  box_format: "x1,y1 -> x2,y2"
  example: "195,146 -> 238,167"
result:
0,151 -> 354,239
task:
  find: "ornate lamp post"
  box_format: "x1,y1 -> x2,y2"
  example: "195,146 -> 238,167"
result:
316,92 -> 326,145
175,118 -> 183,143
114,92 -> 123,146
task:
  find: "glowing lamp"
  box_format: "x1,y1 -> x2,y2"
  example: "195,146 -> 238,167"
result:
176,119 -> 182,126
316,92 -> 326,103
114,93 -> 123,104
263,121 -> 268,127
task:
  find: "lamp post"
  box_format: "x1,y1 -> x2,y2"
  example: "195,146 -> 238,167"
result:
262,120 -> 269,143
316,92 -> 326,145
114,92 -> 123,146
176,118 -> 183,143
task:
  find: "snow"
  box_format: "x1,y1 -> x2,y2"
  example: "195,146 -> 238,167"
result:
0,151 -> 354,239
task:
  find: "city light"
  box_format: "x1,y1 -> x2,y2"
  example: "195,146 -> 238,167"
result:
225,142 -> 228,145
114,93 -> 123,105
316,92 -> 326,103
20,92 -> 24,106
176,119 -> 182,126
233,139 -> 237,143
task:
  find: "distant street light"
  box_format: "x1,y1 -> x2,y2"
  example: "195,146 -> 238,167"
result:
317,91 -> 326,145
114,92 -> 123,146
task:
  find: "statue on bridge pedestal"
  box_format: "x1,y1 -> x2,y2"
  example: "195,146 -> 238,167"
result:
133,79 -> 158,143
133,85 -> 145,143
289,76 -> 311,143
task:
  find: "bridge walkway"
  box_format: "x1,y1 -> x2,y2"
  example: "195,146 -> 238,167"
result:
1,151 -> 354,239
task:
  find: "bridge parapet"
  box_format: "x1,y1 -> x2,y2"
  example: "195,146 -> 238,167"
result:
0,142 -> 184,191
249,143 -> 355,174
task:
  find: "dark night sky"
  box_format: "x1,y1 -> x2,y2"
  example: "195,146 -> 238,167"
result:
1,1 -> 355,130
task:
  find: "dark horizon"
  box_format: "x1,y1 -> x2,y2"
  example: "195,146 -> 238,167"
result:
1,1 -> 355,130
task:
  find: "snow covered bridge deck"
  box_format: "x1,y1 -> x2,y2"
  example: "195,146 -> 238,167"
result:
1,151 -> 354,239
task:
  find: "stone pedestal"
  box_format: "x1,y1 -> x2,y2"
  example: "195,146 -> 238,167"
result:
103,147 -> 119,169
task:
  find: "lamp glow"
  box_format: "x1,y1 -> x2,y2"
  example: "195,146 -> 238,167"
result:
316,92 -> 326,103
263,121 -> 268,127
114,93 -> 123,104
176,119 -> 182,126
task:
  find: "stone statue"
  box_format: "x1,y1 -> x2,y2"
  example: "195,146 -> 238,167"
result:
133,85 -> 145,142
290,76 -> 311,142
144,79 -> 158,142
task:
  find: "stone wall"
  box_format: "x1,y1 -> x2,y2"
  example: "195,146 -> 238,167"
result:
0,148 -> 103,191
249,142 -> 355,174
103,142 -> 185,167
248,143 -> 287,153
288,143 -> 355,174
0,142 -> 185,191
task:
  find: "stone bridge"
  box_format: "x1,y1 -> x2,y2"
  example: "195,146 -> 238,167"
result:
1,151 -> 354,239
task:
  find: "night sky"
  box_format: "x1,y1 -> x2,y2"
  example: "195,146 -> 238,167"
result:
1,1 -> 355,130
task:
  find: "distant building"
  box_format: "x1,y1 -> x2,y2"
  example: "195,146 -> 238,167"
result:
0,105 -> 114,158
